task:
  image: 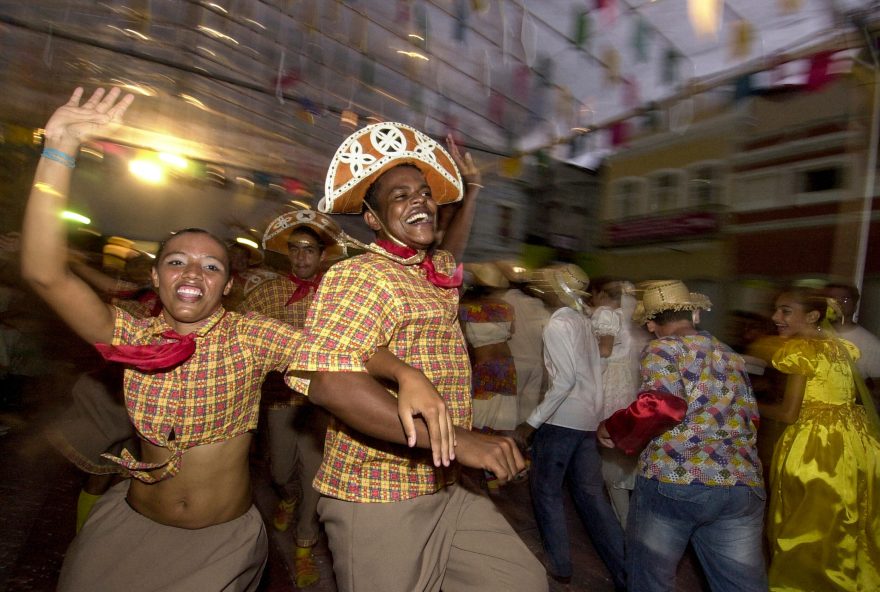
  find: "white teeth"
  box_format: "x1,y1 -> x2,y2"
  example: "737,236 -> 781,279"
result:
406,212 -> 429,224
177,286 -> 202,297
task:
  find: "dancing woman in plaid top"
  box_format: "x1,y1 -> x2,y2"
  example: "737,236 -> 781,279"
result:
22,88 -> 444,592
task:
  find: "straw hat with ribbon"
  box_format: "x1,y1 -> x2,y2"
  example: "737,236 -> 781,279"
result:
528,264 -> 590,311
632,280 -> 712,325
262,209 -> 346,261
319,121 -> 463,214
464,261 -> 509,289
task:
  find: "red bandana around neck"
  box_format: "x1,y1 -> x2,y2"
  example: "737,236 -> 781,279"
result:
375,239 -> 462,289
94,329 -> 197,372
286,273 -> 322,305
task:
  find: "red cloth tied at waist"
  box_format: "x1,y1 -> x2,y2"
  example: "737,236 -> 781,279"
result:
604,390 -> 688,455
375,240 -> 463,289
94,330 -> 196,372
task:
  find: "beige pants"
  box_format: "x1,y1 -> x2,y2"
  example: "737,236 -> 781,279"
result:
266,402 -> 328,546
319,483 -> 548,592
58,481 -> 267,592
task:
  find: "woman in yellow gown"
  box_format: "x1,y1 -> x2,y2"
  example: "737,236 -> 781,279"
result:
761,287 -> 880,591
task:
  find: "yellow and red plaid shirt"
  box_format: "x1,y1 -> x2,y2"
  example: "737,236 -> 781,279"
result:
288,248 -> 472,502
240,277 -> 314,407
103,306 -> 301,483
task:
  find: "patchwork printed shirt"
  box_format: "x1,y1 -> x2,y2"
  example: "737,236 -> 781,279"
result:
637,331 -> 763,487
240,277 -> 314,407
288,249 -> 472,502
104,306 -> 302,482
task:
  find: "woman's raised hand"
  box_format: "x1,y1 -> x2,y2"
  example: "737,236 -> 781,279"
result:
43,87 -> 135,150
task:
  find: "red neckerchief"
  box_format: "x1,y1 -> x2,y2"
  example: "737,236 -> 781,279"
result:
286,273 -> 322,305
375,240 -> 462,289
94,330 -> 196,372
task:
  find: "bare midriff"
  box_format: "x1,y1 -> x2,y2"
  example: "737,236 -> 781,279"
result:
127,432 -> 253,529
471,342 -> 512,364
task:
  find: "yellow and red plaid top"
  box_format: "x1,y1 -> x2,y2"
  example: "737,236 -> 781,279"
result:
240,278 -> 314,407
240,277 -> 314,329
288,249 -> 472,502
102,306 -> 301,483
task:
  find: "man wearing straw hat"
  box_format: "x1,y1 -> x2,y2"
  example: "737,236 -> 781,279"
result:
513,264 -> 626,589
239,209 -> 345,588
597,280 -> 766,592
286,122 -> 547,592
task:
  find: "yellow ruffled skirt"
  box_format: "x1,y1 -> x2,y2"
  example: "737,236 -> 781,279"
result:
768,403 -> 880,591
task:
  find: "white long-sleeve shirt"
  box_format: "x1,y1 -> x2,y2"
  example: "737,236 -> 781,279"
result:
526,306 -> 604,431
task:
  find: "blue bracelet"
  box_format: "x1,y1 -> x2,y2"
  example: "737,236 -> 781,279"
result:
42,147 -> 77,169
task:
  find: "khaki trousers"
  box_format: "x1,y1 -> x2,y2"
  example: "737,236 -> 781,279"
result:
319,483 -> 548,592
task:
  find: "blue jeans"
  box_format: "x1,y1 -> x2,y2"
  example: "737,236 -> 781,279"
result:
626,476 -> 767,592
530,424 -> 626,588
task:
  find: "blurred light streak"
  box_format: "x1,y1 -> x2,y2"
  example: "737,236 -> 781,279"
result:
129,159 -> 165,184
158,153 -> 188,170
396,50 -> 429,61
197,26 -> 239,45
235,237 -> 259,249
61,211 -> 91,225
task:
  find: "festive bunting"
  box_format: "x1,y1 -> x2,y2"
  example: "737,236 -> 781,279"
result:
351,13 -> 369,52
360,55 -> 375,86
662,47 -> 681,85
396,0 -> 411,24
602,47 -> 621,83
610,120 -> 629,147
729,20 -> 753,60
412,1 -> 429,50
805,50 -> 837,92
595,0 -> 618,27
632,15 -> 651,63
500,155 -> 523,179
573,9 -> 590,49
489,89 -> 505,124
514,64 -> 531,102
455,0 -> 469,43
778,0 -> 802,13
622,78 -> 640,110
521,4 -> 537,67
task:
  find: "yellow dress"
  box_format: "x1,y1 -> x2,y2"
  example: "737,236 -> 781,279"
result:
769,337 -> 880,591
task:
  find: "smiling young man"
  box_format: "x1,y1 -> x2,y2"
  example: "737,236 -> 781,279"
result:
288,123 -> 547,592
239,210 -> 343,588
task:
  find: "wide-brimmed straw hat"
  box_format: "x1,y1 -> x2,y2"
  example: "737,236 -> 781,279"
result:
632,279 -> 712,325
528,264 -> 590,310
495,259 -> 533,284
262,209 -> 345,259
464,262 -> 509,289
319,122 -> 463,214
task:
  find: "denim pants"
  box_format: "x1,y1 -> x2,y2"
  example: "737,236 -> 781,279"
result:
626,476 -> 767,592
530,423 -> 626,589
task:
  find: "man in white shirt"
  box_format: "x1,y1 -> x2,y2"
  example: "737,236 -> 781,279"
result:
513,264 -> 625,590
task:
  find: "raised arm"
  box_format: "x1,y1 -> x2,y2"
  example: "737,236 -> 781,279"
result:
20,87 -> 135,345
437,135 -> 480,261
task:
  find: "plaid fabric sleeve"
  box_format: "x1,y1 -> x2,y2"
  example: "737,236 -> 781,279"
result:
640,339 -> 687,399
238,312 -> 303,373
292,259 -> 397,374
110,305 -> 140,345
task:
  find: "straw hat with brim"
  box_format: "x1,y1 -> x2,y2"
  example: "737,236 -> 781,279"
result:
633,280 -> 712,325
464,262 -> 509,289
319,122 -> 463,214
495,259 -> 533,284
528,264 -> 590,309
262,210 -> 345,261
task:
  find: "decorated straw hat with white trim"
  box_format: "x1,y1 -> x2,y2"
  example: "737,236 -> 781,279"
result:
319,122 -> 463,214
632,279 -> 712,325
262,209 -> 345,260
